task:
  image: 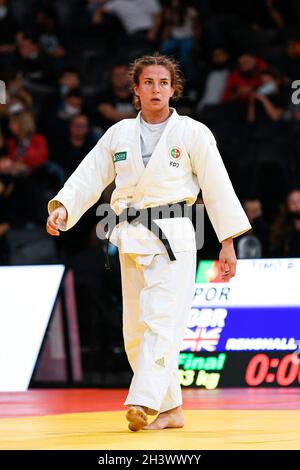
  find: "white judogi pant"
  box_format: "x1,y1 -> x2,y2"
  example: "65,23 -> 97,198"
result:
119,250 -> 196,413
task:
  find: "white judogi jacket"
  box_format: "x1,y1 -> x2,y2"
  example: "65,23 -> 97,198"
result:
48,109 -> 251,254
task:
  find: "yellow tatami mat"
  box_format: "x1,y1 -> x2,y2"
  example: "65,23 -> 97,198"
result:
0,410 -> 299,450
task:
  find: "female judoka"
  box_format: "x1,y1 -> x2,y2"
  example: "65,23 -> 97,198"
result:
46,54 -> 251,431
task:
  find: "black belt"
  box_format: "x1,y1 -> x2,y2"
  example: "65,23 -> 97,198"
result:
104,200 -> 188,270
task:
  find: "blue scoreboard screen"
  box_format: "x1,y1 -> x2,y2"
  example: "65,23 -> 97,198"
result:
179,258 -> 300,389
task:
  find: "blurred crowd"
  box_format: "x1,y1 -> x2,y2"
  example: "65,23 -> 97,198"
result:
1,0 -> 300,382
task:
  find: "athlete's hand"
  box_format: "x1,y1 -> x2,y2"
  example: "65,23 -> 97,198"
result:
219,237 -> 237,282
46,204 -> 67,236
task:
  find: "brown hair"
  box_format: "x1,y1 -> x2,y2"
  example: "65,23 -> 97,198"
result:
128,53 -> 184,110
9,111 -> 36,137
270,203 -> 292,254
270,189 -> 300,254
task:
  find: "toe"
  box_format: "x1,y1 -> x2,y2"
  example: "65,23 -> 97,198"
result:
126,406 -> 148,432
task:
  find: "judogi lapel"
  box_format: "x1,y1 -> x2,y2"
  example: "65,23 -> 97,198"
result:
131,109 -> 179,204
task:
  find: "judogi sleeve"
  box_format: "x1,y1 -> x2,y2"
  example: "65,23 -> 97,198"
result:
189,122 -> 251,242
48,127 -> 116,231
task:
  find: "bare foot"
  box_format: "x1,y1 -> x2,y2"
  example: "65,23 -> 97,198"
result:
144,406 -> 158,416
126,405 -> 148,432
143,406 -> 184,430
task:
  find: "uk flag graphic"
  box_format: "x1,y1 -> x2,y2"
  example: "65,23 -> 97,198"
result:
181,326 -> 222,352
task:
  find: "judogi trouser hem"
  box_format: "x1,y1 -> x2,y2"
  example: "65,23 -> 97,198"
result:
119,250 -> 196,414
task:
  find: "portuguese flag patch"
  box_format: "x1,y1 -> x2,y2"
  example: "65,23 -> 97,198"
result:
169,147 -> 182,160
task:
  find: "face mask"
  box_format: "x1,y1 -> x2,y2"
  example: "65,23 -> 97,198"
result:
288,210 -> 300,221
257,81 -> 276,96
28,51 -> 39,60
60,84 -> 70,96
8,102 -> 24,114
0,6 -> 8,19
64,104 -> 80,117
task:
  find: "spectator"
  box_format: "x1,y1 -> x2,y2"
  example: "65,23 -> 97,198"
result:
0,113 -> 48,230
0,0 -> 18,63
223,52 -> 267,102
243,69 -> 291,208
33,7 -> 66,59
101,0 -> 162,48
196,47 -> 230,111
0,111 -> 48,176
284,38 -> 300,82
83,0 -> 125,51
240,197 -> 270,256
249,0 -> 292,31
247,68 -> 288,123
40,68 -> 81,127
0,123 -> 4,153
94,64 -> 135,131
16,34 -> 53,86
0,176 -> 11,245
270,189 -> 300,257
0,68 -> 33,119
57,90 -> 84,120
58,68 -> 81,98
0,167 -> 39,236
161,0 -> 200,77
53,114 -> 98,178
44,90 -> 85,149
